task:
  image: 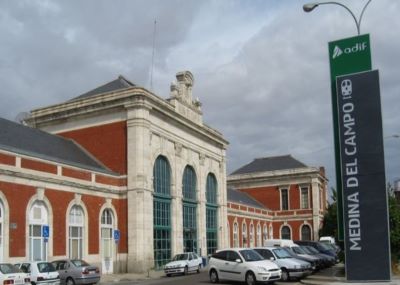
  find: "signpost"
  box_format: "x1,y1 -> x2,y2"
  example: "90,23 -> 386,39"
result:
328,34 -> 372,241
336,70 -> 390,281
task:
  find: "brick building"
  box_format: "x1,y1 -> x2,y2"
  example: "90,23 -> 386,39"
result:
0,71 -> 229,273
226,155 -> 328,246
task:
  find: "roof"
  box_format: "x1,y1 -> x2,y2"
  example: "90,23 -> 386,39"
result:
70,75 -> 135,101
227,188 -> 267,209
0,117 -> 115,174
230,155 -> 307,175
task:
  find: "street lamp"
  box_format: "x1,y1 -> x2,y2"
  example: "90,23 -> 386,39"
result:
303,1 -> 372,35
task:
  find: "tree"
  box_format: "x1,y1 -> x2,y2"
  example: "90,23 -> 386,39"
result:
388,183 -> 400,261
319,188 -> 338,240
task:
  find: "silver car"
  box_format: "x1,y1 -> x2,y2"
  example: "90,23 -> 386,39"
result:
51,260 -> 100,285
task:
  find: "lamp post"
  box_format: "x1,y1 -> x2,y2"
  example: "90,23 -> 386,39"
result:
303,1 -> 372,35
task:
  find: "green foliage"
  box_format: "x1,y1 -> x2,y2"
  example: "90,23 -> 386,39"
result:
319,188 -> 338,240
388,183 -> 400,261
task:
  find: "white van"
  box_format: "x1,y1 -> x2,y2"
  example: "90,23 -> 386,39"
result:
319,236 -> 335,244
264,239 -> 296,247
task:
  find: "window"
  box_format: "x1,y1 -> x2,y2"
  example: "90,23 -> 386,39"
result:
300,187 -> 309,209
249,224 -> 254,247
100,209 -> 114,261
0,201 -> 3,262
281,188 -> 289,210
263,225 -> 268,246
206,173 -> 218,255
301,225 -> 312,240
68,206 -> 83,259
281,226 -> 291,240
153,156 -> 171,269
257,224 -> 261,246
269,225 -> 273,239
29,201 -> 48,261
242,223 -> 247,246
233,223 -> 239,247
182,165 -> 197,253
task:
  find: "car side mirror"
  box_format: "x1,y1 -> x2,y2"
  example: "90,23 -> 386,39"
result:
235,259 -> 242,263
270,257 -> 275,261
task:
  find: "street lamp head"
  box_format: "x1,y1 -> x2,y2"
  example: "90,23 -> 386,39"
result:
303,3 -> 319,12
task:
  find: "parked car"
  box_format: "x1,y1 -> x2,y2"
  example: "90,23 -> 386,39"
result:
294,240 -> 337,259
285,245 -> 322,270
301,246 -> 335,267
164,252 -> 202,276
51,260 -> 100,285
15,262 -> 60,285
0,263 -> 30,285
208,248 -> 281,285
253,247 -> 312,281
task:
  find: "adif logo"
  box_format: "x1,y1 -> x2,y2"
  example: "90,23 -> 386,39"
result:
332,46 -> 343,59
332,42 -> 368,59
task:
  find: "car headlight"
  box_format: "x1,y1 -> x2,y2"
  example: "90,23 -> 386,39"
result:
257,266 -> 268,273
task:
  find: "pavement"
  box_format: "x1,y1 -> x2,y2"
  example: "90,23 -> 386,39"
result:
99,264 -> 400,285
300,264 -> 400,285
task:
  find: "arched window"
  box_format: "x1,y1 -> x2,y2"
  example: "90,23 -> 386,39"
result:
29,201 -> 48,261
0,201 -> 3,262
249,224 -> 254,247
206,173 -> 218,255
153,156 -> 172,269
257,224 -> 262,246
242,223 -> 247,246
269,224 -> 273,239
263,225 -> 268,246
281,225 -> 291,240
301,224 -> 312,240
182,165 -> 197,253
233,223 -> 239,247
100,208 -> 114,273
69,206 -> 84,259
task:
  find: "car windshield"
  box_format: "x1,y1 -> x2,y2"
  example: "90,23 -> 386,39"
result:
239,250 -> 263,262
0,264 -> 20,274
272,248 -> 292,259
38,262 -> 57,272
317,243 -> 331,251
306,246 -> 319,254
172,254 -> 188,261
292,246 -> 306,254
71,260 -> 90,267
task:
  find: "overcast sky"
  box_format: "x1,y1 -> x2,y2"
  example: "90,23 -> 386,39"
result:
1,0 -> 399,193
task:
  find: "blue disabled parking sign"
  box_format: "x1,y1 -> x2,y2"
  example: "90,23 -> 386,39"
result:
113,229 -> 120,243
42,225 -> 49,242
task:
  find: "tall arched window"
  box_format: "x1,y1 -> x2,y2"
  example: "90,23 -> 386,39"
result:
233,222 -> 239,247
263,225 -> 268,246
301,224 -> 312,240
257,224 -> 262,246
0,201 -> 3,262
281,225 -> 291,240
242,223 -> 247,247
101,208 -> 114,273
29,201 -> 48,261
206,173 -> 218,255
68,206 -> 84,259
249,224 -> 254,247
269,225 -> 273,239
153,156 -> 171,269
182,165 -> 197,253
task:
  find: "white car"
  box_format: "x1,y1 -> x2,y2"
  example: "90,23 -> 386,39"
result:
15,262 -> 60,285
0,263 -> 30,285
208,248 -> 281,285
164,252 -> 202,276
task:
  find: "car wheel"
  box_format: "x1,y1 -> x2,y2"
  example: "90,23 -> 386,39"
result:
184,266 -> 188,275
66,278 -> 75,285
197,265 -> 201,273
166,274 -> 171,277
245,271 -> 256,285
209,269 -> 219,283
281,269 -> 290,282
